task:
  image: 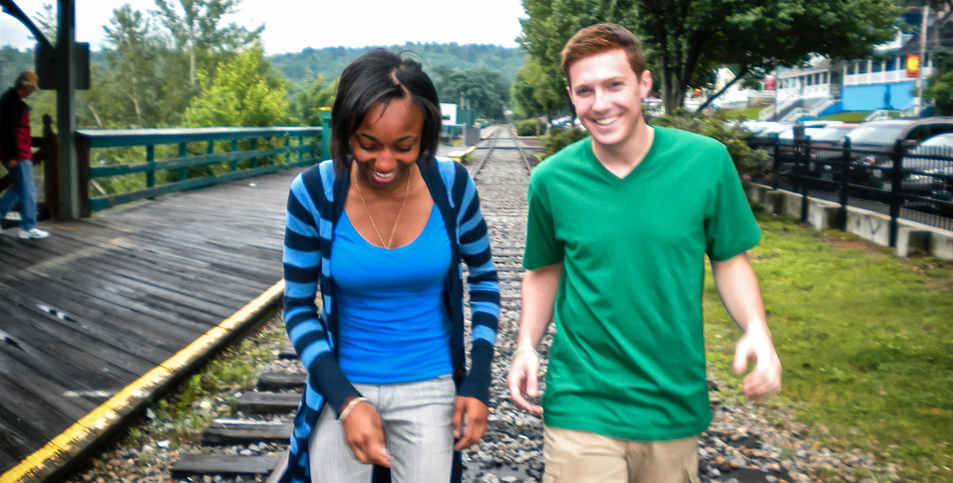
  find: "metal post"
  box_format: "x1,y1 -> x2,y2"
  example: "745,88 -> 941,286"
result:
56,0 -> 80,219
230,139 -> 238,171
77,135 -> 90,217
772,135 -> 780,190
146,145 -> 155,187
320,110 -> 332,160
250,138 -> 259,168
838,138 -> 851,230
916,5 -> 929,116
888,140 -> 907,248
799,134 -> 810,223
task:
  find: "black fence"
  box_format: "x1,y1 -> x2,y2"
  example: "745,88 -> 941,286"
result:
749,135 -> 953,247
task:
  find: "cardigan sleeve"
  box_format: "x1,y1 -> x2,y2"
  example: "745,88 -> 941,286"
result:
283,172 -> 361,414
453,164 -> 500,404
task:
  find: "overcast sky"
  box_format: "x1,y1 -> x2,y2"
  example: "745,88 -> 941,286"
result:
1,0 -> 526,54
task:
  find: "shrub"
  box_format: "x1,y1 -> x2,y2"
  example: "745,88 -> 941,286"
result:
649,109 -> 769,176
515,118 -> 546,136
541,127 -> 590,160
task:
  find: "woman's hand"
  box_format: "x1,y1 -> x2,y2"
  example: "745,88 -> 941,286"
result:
452,396 -> 488,450
341,401 -> 393,467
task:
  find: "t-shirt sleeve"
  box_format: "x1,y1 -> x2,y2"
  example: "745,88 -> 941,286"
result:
523,170 -> 563,269
705,146 -> 761,261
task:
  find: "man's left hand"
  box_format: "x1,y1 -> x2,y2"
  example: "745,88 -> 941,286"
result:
733,329 -> 782,399
452,396 -> 488,450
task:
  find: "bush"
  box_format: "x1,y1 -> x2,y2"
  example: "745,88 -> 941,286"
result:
541,127 -> 590,160
648,109 -> 769,176
515,118 -> 546,136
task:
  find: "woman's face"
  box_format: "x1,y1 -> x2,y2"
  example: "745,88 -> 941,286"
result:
350,96 -> 425,191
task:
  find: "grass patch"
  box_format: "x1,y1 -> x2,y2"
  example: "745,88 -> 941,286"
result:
704,214 -> 953,481
821,111 -> 872,122
722,106 -> 768,120
142,320 -> 285,447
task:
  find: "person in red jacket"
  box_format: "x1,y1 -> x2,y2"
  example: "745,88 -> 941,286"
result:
0,71 -> 49,239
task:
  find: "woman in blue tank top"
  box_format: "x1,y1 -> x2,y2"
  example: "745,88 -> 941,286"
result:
278,50 -> 501,483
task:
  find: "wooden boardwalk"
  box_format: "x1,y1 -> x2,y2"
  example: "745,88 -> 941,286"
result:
0,168 -> 301,482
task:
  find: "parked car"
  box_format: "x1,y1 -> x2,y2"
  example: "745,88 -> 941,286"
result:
841,118 -> 953,189
774,123 -> 865,183
871,133 -> 953,205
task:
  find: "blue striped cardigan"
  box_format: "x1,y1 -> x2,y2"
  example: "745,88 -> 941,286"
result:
279,157 -> 501,483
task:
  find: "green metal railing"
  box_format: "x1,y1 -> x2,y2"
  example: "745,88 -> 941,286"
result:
76,124 -> 330,214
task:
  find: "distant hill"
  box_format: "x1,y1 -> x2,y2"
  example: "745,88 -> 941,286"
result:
268,43 -> 526,85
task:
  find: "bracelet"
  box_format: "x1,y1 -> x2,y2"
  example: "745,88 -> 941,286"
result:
338,396 -> 368,423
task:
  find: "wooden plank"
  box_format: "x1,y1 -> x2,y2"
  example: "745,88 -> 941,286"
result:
277,349 -> 298,360
201,421 -> 293,445
0,301 -> 142,384
22,228 -> 260,306
171,454 -> 279,478
0,372 -> 80,453
0,256 -> 216,334
0,277 -> 199,356
44,224 -> 275,302
0,349 -> 99,420
256,372 -> 306,391
234,392 -> 300,414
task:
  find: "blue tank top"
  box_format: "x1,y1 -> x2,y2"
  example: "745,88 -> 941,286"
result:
331,204 -> 453,384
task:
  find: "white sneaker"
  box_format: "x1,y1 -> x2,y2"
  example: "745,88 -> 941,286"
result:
19,227 -> 49,240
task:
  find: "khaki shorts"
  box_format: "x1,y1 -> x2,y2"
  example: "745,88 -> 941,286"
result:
542,425 -> 699,483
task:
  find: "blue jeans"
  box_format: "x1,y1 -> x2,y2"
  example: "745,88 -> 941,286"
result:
309,374 -> 456,483
0,160 -> 37,230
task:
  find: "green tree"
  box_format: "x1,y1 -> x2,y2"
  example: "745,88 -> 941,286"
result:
184,45 -> 289,128
100,5 -> 163,128
434,67 -> 510,120
288,74 -> 336,127
518,0 -> 901,113
510,57 -> 565,123
152,0 -> 264,87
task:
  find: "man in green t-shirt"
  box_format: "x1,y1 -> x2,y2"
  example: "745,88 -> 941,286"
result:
507,24 -> 782,482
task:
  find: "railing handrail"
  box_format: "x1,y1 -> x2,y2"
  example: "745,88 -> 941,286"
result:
76,126 -> 322,148
77,123 -> 329,215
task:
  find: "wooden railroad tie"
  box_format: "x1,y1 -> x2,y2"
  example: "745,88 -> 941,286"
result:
256,372 -> 307,391
170,454 -> 279,479
234,392 -> 300,414
202,420 -> 294,445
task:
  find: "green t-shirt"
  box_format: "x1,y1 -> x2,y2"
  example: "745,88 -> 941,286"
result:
523,126 -> 761,441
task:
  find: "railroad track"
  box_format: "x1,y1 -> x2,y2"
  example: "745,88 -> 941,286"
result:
59,126 -> 806,483
472,126 -> 535,180
107,126 -> 547,483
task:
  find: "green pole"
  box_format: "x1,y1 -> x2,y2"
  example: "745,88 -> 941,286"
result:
320,109 -> 332,160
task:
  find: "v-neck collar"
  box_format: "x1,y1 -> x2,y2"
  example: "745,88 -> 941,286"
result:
588,126 -> 660,185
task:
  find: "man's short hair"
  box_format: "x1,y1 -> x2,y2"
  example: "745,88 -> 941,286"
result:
561,23 -> 646,86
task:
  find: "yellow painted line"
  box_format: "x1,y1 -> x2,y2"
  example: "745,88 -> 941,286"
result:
481,126 -> 499,140
1,280 -> 285,483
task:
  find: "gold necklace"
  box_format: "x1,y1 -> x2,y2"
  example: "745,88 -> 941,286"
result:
353,168 -> 412,249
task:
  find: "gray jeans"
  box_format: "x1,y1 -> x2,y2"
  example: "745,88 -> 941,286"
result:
309,374 -> 456,483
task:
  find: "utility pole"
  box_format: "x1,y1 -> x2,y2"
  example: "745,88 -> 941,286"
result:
916,3 -> 929,116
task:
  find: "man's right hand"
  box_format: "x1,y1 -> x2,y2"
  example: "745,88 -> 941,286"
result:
507,347 -> 543,415
341,401 -> 392,467
3,160 -> 17,168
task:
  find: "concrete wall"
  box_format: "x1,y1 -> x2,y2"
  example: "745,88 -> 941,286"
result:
745,183 -> 953,260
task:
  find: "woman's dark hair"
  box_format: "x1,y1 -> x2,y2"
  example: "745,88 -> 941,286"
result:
330,49 -> 442,176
